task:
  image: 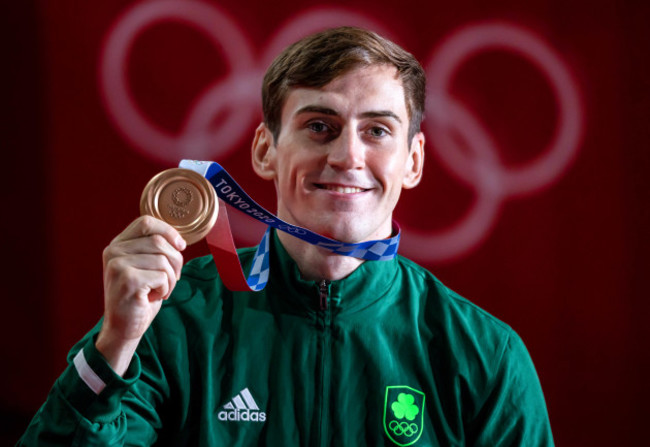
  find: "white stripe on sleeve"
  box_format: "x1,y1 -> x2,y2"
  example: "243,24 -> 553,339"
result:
73,349 -> 107,395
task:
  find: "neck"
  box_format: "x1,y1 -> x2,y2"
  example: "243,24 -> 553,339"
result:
277,231 -> 365,281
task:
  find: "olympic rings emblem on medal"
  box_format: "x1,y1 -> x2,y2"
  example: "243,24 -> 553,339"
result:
389,420 -> 419,437
99,0 -> 585,262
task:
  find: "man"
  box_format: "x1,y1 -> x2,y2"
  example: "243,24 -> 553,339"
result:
19,27 -> 553,446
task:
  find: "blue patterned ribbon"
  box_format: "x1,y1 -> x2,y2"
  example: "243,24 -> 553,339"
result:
179,160 -> 400,291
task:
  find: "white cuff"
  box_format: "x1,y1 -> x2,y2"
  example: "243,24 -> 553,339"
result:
73,349 -> 107,395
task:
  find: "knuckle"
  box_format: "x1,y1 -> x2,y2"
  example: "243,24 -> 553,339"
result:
171,249 -> 184,266
103,256 -> 122,278
154,253 -> 169,269
150,234 -> 167,251
139,215 -> 157,234
110,258 -> 132,281
118,265 -> 138,286
102,245 -> 113,264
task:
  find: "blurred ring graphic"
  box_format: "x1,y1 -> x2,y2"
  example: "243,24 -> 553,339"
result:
400,22 -> 584,261
99,0 -> 584,262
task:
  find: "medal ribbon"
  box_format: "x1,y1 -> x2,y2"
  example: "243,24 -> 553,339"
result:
179,160 -> 400,291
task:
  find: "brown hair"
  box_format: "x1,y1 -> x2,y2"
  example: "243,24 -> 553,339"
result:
262,26 -> 425,144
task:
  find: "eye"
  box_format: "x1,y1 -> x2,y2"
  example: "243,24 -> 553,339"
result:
307,121 -> 330,133
305,120 -> 339,143
367,126 -> 389,138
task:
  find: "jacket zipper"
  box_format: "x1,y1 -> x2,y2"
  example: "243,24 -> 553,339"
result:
316,279 -> 331,446
319,279 -> 329,310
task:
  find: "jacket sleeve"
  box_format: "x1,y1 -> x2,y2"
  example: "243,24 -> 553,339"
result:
16,331 -> 164,447
468,330 -> 555,447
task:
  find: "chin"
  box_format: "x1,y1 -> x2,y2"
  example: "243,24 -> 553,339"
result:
320,225 -> 371,244
287,209 -> 386,242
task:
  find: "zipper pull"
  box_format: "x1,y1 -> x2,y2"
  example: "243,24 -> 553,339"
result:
319,279 -> 329,311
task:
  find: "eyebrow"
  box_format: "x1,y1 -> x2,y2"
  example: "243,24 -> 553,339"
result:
361,110 -> 402,123
294,105 -> 402,123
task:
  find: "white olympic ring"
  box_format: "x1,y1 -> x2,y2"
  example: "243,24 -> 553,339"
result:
99,0 -> 257,164
99,1 -> 584,262
399,21 -> 584,261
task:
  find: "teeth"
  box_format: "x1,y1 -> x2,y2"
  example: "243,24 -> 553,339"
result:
325,185 -> 364,194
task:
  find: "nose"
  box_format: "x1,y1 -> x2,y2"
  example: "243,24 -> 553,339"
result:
326,127 -> 365,170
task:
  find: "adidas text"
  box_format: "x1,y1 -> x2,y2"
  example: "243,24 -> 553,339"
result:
218,409 -> 266,422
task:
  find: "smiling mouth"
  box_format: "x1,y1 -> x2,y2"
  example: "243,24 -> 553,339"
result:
315,184 -> 368,194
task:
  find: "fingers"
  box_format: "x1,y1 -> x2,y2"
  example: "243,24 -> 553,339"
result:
113,215 -> 187,252
106,254 -> 178,302
107,234 -> 184,279
106,216 -> 184,270
103,216 -> 187,302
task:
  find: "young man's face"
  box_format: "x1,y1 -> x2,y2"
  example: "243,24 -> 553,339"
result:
253,64 -> 424,243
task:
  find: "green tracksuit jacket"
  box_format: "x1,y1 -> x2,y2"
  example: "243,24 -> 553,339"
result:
19,231 -> 554,446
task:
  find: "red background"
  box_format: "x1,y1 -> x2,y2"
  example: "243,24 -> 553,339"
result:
5,0 -> 649,445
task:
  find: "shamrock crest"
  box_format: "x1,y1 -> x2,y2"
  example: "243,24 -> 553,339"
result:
391,393 -> 419,421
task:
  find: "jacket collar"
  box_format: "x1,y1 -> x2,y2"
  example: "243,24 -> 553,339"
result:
267,230 -> 400,314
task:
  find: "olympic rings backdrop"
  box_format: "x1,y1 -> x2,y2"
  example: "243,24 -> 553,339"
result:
5,0 -> 650,446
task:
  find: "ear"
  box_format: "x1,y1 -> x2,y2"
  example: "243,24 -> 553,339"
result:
251,122 -> 277,180
402,131 -> 425,189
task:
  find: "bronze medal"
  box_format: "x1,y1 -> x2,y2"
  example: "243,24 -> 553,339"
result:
140,168 -> 218,245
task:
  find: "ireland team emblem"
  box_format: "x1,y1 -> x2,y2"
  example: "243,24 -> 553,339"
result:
383,386 -> 425,446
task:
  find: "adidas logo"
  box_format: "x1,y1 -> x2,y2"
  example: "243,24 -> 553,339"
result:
218,388 -> 267,423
